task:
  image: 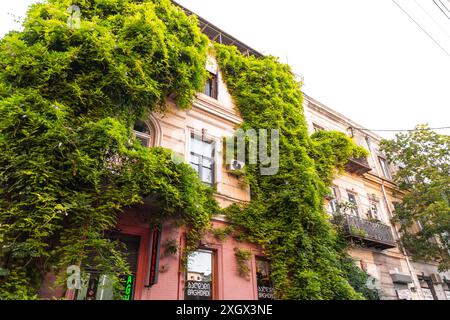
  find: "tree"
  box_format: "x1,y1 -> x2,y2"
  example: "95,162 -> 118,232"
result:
380,125 -> 450,271
0,0 -> 377,300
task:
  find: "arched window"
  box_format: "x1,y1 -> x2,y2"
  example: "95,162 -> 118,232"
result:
133,120 -> 153,147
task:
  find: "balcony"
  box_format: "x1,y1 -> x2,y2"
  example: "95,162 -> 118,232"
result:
338,214 -> 397,250
344,156 -> 372,175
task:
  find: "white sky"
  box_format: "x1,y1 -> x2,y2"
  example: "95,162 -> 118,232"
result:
1,0 -> 450,138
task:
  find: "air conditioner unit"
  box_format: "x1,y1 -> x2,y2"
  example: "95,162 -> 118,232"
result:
390,272 -> 413,284
431,273 -> 443,284
227,159 -> 245,172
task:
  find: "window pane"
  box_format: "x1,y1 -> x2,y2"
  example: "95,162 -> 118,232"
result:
190,137 -> 203,155
330,199 -> 338,214
185,250 -> 213,300
201,167 -> 213,184
329,187 -> 338,214
203,72 -> 217,99
203,157 -> 214,168
445,290 -> 450,300
330,187 -> 338,199
347,193 -> 359,216
379,158 -> 391,178
191,135 -> 214,158
369,203 -> 379,220
134,121 -> 150,134
348,193 -> 355,203
190,153 -> 200,165
190,135 -> 215,185
422,288 -> 434,300
204,78 -> 213,97
190,163 -> 200,175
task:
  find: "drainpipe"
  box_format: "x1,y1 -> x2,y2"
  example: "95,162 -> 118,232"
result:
362,133 -> 423,299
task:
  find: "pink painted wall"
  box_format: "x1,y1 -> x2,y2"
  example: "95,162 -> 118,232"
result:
38,273 -> 65,299
38,55 -> 265,300
118,210 -> 263,300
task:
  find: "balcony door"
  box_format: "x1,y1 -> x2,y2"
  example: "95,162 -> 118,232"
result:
347,192 -> 360,217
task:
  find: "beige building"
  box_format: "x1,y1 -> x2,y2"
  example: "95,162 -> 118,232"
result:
170,1 -> 450,300
44,1 -> 450,301
303,94 -> 450,300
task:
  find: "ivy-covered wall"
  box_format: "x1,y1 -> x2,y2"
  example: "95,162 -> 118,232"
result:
0,0 -> 217,299
214,44 -> 371,300
0,0 -> 376,300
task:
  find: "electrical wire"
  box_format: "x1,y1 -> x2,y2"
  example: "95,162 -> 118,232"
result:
414,0 -> 450,39
351,126 -> 450,133
433,0 -> 450,19
392,0 -> 450,57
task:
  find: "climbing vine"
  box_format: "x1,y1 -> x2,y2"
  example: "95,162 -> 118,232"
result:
0,0 -> 379,300
0,0 -> 218,299
234,248 -> 252,279
215,44 -> 371,300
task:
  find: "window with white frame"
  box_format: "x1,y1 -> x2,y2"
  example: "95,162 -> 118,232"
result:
378,157 -> 392,179
347,192 -> 359,216
189,133 -> 215,185
185,249 -> 214,300
133,120 -> 153,147
329,186 -> 339,214
368,201 -> 380,221
203,72 -> 218,99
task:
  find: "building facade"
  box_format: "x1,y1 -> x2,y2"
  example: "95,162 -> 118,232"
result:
304,94 -> 450,300
39,3 -> 450,301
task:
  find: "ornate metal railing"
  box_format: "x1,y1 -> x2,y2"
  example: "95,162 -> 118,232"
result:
344,156 -> 372,175
341,214 -> 396,250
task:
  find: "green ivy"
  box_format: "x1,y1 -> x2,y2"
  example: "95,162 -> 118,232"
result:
234,248 -> 252,279
215,43 -> 370,300
0,0 -> 217,299
0,0 -> 378,300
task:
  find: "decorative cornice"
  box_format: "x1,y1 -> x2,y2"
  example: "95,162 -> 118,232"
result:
192,93 -> 242,125
303,93 -> 384,143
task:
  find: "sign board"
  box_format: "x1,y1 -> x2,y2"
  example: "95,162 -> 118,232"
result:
147,225 -> 161,286
258,285 -> 275,300
185,281 -> 212,300
124,275 -> 135,300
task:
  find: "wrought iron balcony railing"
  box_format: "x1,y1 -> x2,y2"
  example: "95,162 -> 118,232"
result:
344,156 -> 372,175
338,214 -> 397,250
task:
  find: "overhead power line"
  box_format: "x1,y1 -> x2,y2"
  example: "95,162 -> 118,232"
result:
352,126 -> 450,133
414,0 -> 450,39
392,0 -> 450,57
433,0 -> 450,20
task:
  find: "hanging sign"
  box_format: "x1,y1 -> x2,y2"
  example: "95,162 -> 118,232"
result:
124,275 -> 135,300
146,225 -> 161,286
